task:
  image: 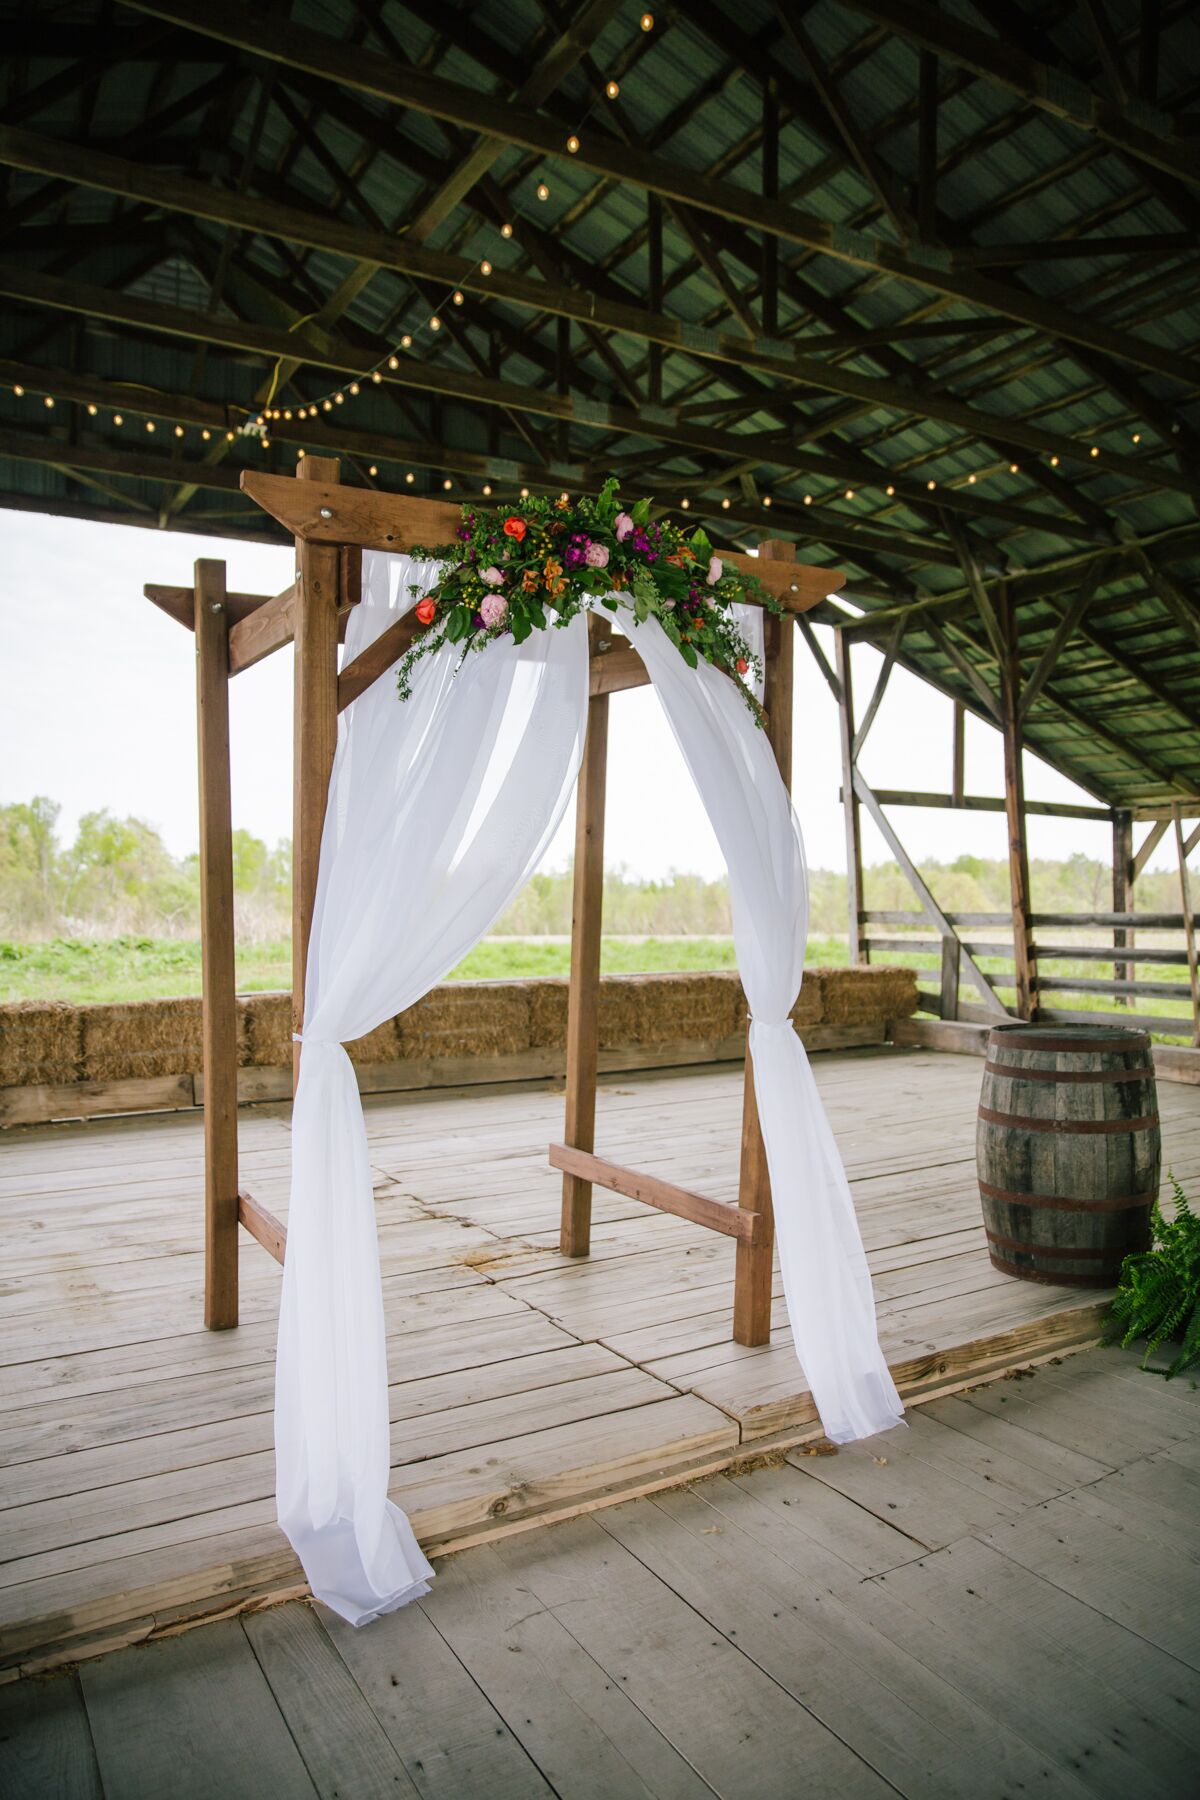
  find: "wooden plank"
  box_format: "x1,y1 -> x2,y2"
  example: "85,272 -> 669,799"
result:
242,1605 -> 423,1799
1175,805 -> 1200,1046
226,582 -> 297,676
291,456 -> 341,1089
336,609 -> 420,711
194,558 -> 239,1332
238,473 -> 839,607
588,641 -> 650,696
889,1017 -> 989,1055
0,1076 -> 195,1128
79,1616 -> 318,1799
1000,585 -> 1037,1019
549,1142 -> 762,1243
834,626 -> 864,962
559,614 -> 609,1260
0,1671 -> 102,1799
238,1188 -> 286,1265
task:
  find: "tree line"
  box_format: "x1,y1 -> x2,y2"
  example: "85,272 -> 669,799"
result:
0,795 -> 1183,943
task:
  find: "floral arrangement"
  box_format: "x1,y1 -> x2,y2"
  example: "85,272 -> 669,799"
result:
397,477 -> 776,713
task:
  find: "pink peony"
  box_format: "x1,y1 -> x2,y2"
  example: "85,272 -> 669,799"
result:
481,565 -> 504,586
585,541 -> 610,568
707,555 -> 723,584
614,511 -> 634,540
479,591 -> 508,628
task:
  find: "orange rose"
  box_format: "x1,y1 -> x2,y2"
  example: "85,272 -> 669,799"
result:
504,516 -> 527,541
736,657 -> 749,674
415,596 -> 437,625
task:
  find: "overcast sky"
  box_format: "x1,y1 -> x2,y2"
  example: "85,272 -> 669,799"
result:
1,508 -> 1166,882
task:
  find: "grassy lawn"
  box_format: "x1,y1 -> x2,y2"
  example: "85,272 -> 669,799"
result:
0,934 -> 850,1004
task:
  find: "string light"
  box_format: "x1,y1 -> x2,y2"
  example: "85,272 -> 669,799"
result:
12,384 -> 23,396
201,428 -> 211,440
430,316 -> 441,331
1009,462 -> 1019,473
566,136 -> 580,154
606,80 -> 620,99
44,395 -> 55,409
113,413 -> 123,425
443,478 -> 453,490
680,496 -> 690,508
480,260 -> 492,276
388,355 -> 399,369
926,478 -> 936,490
400,334 -> 412,348
405,471 -> 415,483
721,496 -> 731,508
144,418 -> 154,430
967,473 -> 976,483
1090,445 -> 1100,457
174,424 -> 184,438
536,182 -> 550,201
482,483 -> 493,496
334,392 -> 344,404
86,402 -> 97,416
500,222 -> 513,238
1132,432 -> 1141,443
297,447 -> 305,459
349,382 -> 359,396
762,494 -> 772,507
371,371 -> 382,383
641,11 -> 654,28
225,430 -> 235,441
803,494 -> 812,505
368,464 -> 378,476
844,488 -> 854,500
1050,455 -> 1059,466
323,399 -> 333,411
520,486 -> 530,497
885,484 -> 895,496
452,291 -> 464,306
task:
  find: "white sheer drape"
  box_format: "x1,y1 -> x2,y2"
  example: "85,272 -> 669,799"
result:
627,613 -> 904,1444
276,552 -> 589,1624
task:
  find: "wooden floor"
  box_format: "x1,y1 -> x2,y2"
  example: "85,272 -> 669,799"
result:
1,1047 -> 1197,1677
4,1344 -> 1198,1799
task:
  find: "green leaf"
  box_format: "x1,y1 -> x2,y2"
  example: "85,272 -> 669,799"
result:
679,641 -> 698,668
445,605 -> 472,643
631,496 -> 652,525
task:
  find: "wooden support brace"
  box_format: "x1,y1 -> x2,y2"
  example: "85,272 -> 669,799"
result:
194,558 -> 239,1329
549,1145 -> 764,1245
239,1188 -> 287,1265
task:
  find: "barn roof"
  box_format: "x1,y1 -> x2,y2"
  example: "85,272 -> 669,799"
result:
1,0 -> 1198,807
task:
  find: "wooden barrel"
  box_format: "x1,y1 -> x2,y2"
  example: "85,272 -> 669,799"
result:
977,1023 -> 1159,1286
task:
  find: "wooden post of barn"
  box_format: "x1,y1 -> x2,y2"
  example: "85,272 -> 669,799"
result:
1000,582 -> 1038,1020
834,628 -> 865,966
291,456 -> 342,1088
732,540 -> 793,1346
194,557 -> 239,1329
559,613 -> 611,1258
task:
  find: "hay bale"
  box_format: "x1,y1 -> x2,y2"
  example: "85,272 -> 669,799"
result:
528,979 -> 569,1049
81,997 -> 219,1081
623,973 -> 741,1047
396,982 -> 532,1061
818,965 -> 918,1025
0,1001 -> 83,1087
242,992 -> 293,1068
731,973 -> 822,1031
345,1018 -> 401,1064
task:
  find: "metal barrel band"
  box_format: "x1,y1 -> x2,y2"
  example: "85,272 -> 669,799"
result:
978,1178 -> 1156,1215
983,1059 -> 1153,1085
978,1105 -> 1160,1135
984,1228 -> 1123,1260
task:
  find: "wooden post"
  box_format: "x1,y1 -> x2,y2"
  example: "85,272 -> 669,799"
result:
834,628 -> 865,964
733,542 -> 793,1347
560,613 -> 611,1258
195,558 -> 239,1330
1175,805 -> 1200,1047
941,700 -> 966,1018
1000,583 -> 1037,1020
292,455 -> 342,1087
1113,807 -> 1133,1005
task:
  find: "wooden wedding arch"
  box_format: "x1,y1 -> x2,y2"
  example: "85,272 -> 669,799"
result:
148,457 -> 839,1347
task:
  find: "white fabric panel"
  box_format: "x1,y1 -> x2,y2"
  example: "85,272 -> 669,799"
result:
275,552 -> 589,1624
626,613 -> 904,1444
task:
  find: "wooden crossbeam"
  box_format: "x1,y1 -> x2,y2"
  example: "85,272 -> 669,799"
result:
145,583 -> 273,629
238,472 -> 840,609
227,584 -> 296,676
549,1144 -> 764,1246
238,1188 -> 287,1265
104,3 -> 1199,385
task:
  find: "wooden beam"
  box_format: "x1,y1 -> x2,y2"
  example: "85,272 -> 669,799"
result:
860,789 -> 1112,821
1113,806 -> 1134,999
1000,584 -> 1038,1020
1176,805 -> 1200,1047
1018,556 -> 1111,725
834,629 -> 865,964
852,612 -> 906,758
226,582 -> 297,675
238,1188 -> 287,1265
144,582 -> 274,630
559,614 -> 610,1259
549,1144 -> 764,1245
238,472 -> 840,607
291,455 -> 340,1089
337,611 -> 420,712
835,0 -> 1198,189
5,257 -> 1196,505
589,642 -> 651,697
194,558 -> 238,1330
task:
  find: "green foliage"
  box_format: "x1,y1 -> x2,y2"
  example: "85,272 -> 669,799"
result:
1107,1176 -> 1200,1378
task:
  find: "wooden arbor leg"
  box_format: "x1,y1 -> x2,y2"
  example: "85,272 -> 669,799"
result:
733,542 -> 794,1346
291,456 -> 342,1089
195,559 -> 239,1329
560,614 -> 611,1258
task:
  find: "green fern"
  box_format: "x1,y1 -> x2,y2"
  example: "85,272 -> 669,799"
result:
1107,1174 -> 1200,1378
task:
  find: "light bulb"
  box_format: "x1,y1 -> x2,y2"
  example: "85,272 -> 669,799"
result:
500,222 -> 513,238
323,399 -> 333,411
262,437 -> 270,448
1090,445 -> 1100,457
113,413 -> 123,425
641,12 -> 654,29
480,260 -> 492,275
1049,455 -> 1058,466
443,478 -> 453,490
174,424 -> 184,437
12,384 -> 23,396
297,448 -> 305,459
926,478 -> 936,489
1132,432 -> 1141,443
721,497 -> 731,508
566,136 -> 580,154
86,402 -> 98,416
225,430 -> 235,441
400,335 -> 412,348
885,484 -> 895,496
680,497 -> 690,508
1009,463 -> 1019,473
334,392 -> 344,404
369,464 -> 378,476
349,382 -> 359,395
44,395 -> 55,408
967,473 -> 976,483
606,80 -> 619,99
520,486 -> 530,498
145,418 -> 154,430
452,291 -> 464,305
284,408 -> 293,419
762,495 -> 772,506
482,483 -> 493,496
201,428 -> 211,440
388,355 -> 399,369
536,182 -> 550,201
430,316 -> 441,331
371,370 -> 382,383
405,470 -> 414,483
845,488 -> 855,500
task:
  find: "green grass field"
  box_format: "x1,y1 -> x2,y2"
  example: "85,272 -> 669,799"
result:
0,935 -> 1191,1042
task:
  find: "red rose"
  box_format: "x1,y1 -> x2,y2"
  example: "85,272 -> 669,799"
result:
736,657 -> 749,674
415,596 -> 437,625
503,516 -> 527,542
